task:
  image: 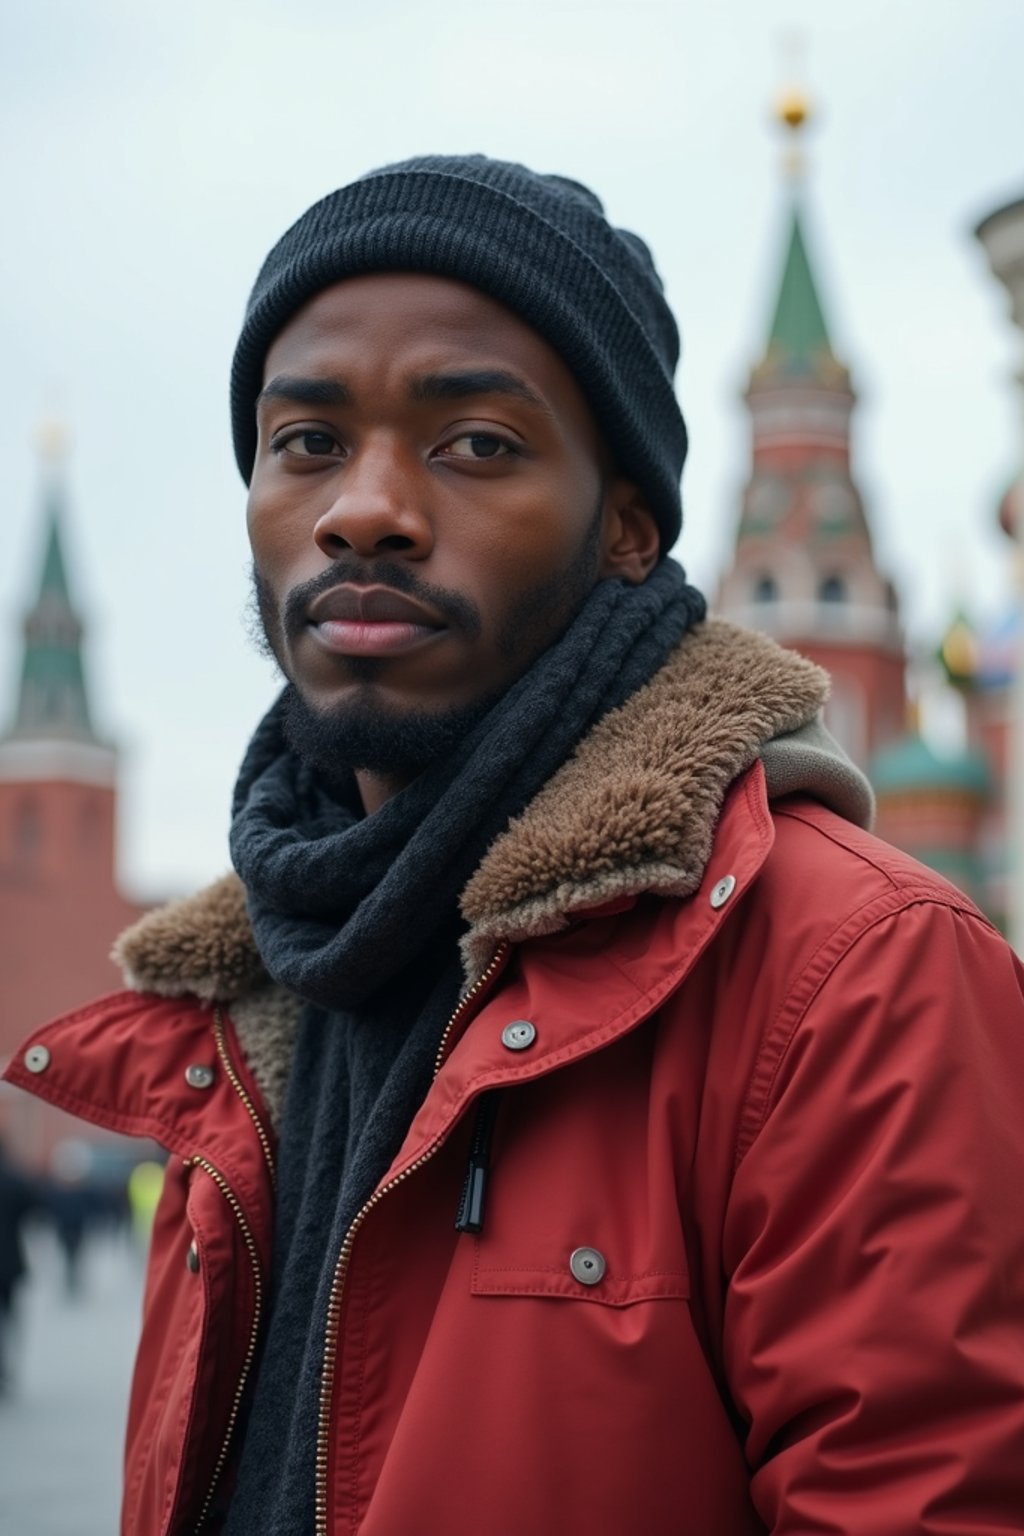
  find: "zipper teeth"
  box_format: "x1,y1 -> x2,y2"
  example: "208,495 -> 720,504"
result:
314,943 -> 507,1536
313,1146 -> 439,1532
188,1155 -> 264,1533
433,941 -> 509,1077
212,1009 -> 277,1190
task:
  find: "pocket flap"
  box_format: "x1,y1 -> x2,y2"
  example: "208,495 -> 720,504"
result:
472,1245 -> 689,1308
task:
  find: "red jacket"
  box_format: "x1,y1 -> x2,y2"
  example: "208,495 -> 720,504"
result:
6,624 -> 1024,1534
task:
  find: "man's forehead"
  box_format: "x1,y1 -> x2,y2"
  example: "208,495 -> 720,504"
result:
261,272 -> 573,400
269,271 -> 534,346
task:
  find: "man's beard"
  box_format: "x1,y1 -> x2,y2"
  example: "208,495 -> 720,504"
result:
279,678 -> 503,788
248,506 -> 605,786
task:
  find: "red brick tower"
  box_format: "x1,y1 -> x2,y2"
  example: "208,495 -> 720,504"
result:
716,99 -> 906,767
0,429 -> 147,1165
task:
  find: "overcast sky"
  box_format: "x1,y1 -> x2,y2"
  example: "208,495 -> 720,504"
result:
2,0 -> 1022,898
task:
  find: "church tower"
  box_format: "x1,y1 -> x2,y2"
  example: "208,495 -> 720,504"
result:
0,428 -> 146,1164
0,425 -> 119,866
716,92 -> 906,765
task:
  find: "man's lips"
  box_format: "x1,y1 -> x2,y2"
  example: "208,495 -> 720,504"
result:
305,584 -> 447,658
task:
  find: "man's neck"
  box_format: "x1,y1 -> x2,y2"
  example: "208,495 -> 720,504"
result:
355,769 -> 415,815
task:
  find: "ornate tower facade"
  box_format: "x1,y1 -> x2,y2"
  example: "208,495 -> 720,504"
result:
975,195 -> 1024,950
0,431 -> 146,1164
716,101 -> 906,767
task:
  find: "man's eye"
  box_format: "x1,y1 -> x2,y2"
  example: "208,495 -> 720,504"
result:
274,430 -> 341,458
444,433 -> 512,460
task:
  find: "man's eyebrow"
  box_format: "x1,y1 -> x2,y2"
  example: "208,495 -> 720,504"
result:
255,369 -> 550,414
256,376 -> 351,410
410,370 -> 549,410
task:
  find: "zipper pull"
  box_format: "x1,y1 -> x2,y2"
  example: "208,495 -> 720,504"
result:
455,1091 -> 500,1234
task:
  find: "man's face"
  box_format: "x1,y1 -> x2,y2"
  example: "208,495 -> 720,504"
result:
248,272 -> 655,780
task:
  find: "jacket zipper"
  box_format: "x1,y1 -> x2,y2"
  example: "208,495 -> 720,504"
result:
432,940 -> 510,1076
314,941 -> 509,1536
212,1008 -> 277,1189
187,1155 -> 264,1534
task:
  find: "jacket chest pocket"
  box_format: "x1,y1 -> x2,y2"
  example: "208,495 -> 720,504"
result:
465,1061 -> 692,1309
363,1076 -> 713,1536
336,1056 -> 717,1536
472,1248 -> 689,1306
472,1244 -> 689,1307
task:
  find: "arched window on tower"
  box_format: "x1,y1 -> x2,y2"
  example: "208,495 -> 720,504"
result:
819,574 -> 847,604
752,573 -> 778,603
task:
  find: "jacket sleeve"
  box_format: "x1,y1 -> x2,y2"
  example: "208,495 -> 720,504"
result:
721,897 -> 1024,1534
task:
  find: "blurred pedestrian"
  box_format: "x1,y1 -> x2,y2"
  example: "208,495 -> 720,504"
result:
126,1160 -> 164,1253
46,1179 -> 90,1296
0,1133 -> 36,1390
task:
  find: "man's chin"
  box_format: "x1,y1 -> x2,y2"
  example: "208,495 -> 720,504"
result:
280,683 -> 499,785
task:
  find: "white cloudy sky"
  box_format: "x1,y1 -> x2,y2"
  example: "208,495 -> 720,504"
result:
1,0 -> 1022,898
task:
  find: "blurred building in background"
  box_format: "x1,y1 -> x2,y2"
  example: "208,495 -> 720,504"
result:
717,94 -> 1023,942
715,142 -> 906,766
974,196 -> 1024,952
0,428 -> 149,1169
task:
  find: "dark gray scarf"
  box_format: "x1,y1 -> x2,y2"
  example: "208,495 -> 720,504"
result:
222,560 -> 704,1534
229,560 -> 704,1009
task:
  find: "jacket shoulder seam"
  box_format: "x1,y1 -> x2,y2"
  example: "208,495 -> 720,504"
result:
772,801 -> 991,910
773,802 -> 902,889
733,886 -> 988,1169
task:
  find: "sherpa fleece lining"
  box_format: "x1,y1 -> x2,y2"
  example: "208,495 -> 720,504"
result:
113,620 -> 871,1125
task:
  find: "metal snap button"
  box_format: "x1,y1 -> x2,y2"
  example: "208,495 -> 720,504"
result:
185,1063 -> 216,1089
709,874 -> 737,909
569,1246 -> 607,1286
24,1044 -> 51,1074
500,1020 -> 536,1051
186,1240 -> 200,1274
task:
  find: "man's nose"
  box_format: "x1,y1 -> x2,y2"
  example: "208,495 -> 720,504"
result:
313,439 -> 433,560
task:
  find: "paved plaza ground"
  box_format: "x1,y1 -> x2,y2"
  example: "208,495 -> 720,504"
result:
0,1226 -> 143,1535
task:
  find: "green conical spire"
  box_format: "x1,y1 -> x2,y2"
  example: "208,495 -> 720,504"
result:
764,201 -> 835,373
38,492 -> 74,602
6,441 -> 98,743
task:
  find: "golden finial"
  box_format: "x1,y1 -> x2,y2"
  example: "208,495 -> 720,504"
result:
777,87 -> 810,134
36,416 -> 71,465
939,611 -> 980,687
773,32 -> 813,180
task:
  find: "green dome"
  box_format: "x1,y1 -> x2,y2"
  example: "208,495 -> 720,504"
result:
870,733 -> 990,798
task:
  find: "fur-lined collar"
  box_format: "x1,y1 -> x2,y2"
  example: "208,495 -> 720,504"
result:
114,620 -> 847,1002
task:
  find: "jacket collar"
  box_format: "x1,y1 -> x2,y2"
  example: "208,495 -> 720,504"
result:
113,620 -> 852,1001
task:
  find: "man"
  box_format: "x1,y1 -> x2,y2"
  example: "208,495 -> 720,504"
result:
5,155 -> 1024,1534
0,1134 -> 36,1391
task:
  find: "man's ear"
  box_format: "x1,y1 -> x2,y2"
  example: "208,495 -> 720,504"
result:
599,480 -> 662,584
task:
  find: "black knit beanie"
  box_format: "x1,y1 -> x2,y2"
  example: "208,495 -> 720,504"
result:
230,154 -> 688,550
